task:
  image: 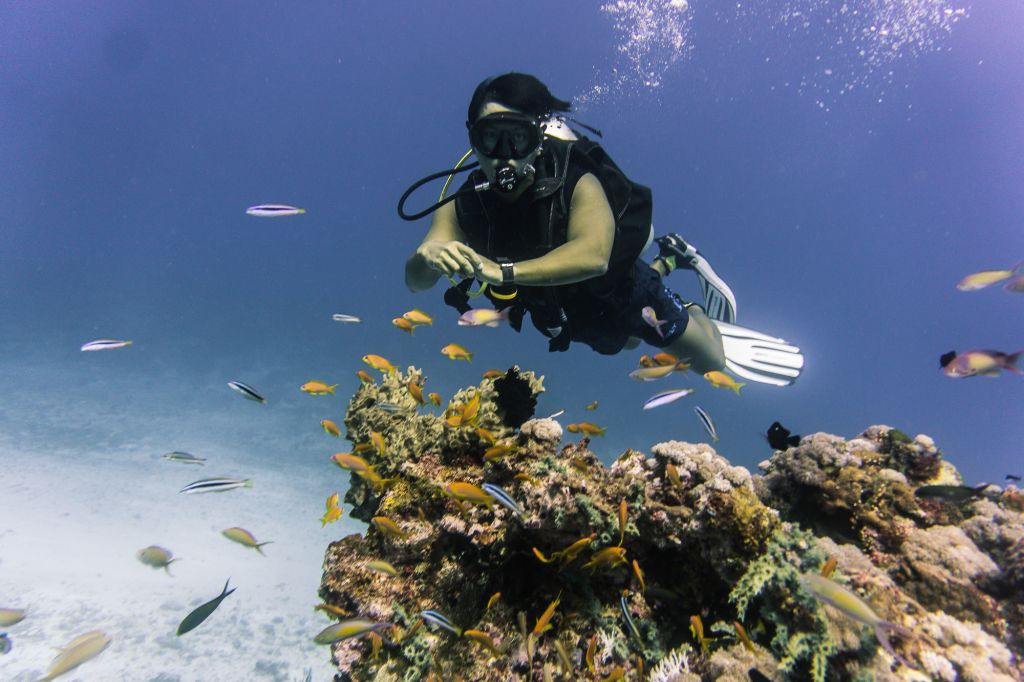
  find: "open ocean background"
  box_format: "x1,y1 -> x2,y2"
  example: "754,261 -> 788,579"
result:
1,1 -> 1020,679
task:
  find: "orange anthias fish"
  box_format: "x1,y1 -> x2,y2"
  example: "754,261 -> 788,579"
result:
320,419 -> 341,437
356,370 -> 375,384
331,452 -> 374,474
690,615 -> 711,653
321,505 -> 342,526
392,317 -> 417,335
584,400 -> 598,411
441,343 -> 473,361
353,442 -> 374,455
403,309 -> 433,326
582,546 -> 628,573
956,265 -> 1023,291
704,370 -> 746,394
428,392 -> 442,407
532,593 -> 561,636
482,369 -> 504,379
362,354 -> 397,374
567,422 -> 606,436
369,431 -> 386,455
408,381 -> 426,406
301,381 -> 337,395
444,481 -> 494,508
371,516 -> 408,540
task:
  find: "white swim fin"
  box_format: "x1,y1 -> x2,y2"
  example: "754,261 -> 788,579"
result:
712,321 -> 804,387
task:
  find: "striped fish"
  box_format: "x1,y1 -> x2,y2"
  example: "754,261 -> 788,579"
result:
180,477 -> 252,494
481,483 -> 524,518
246,204 -> 306,217
80,339 -> 132,352
162,451 -> 206,465
332,313 -> 361,323
418,610 -> 462,636
227,381 -> 266,403
642,388 -> 694,410
693,406 -> 719,442
620,594 -> 643,646
313,618 -> 392,645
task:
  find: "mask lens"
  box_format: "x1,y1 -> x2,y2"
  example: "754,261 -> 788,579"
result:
469,115 -> 540,159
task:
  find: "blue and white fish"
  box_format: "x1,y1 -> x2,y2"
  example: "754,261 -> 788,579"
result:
693,406 -> 719,442
180,477 -> 252,494
620,594 -> 643,645
246,204 -> 306,217
418,610 -> 462,636
80,339 -> 132,352
227,381 -> 266,403
332,313 -> 362,323
642,388 -> 694,410
481,483 -> 524,518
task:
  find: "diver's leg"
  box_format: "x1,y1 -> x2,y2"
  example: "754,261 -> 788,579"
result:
653,234 -> 737,324
666,305 -> 725,374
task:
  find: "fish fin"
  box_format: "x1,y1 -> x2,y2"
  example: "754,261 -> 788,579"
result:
1004,351 -> 1023,373
256,542 -> 273,555
221,578 -> 233,596
874,620 -> 915,669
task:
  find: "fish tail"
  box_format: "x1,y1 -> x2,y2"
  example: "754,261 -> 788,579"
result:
328,384 -> 338,393
256,542 -> 273,555
1004,351 -> 1023,373
244,479 -> 254,488
874,620 -> 914,668
221,578 -> 232,596
732,383 -> 746,394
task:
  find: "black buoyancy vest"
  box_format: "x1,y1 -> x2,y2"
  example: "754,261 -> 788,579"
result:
454,137 -> 653,324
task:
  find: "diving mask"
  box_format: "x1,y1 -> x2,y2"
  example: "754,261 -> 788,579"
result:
467,113 -> 543,160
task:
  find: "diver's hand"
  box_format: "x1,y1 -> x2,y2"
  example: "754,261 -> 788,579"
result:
417,241 -> 481,278
472,258 -> 502,286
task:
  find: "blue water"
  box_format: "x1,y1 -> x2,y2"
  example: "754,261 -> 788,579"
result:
2,2 -> 1021,679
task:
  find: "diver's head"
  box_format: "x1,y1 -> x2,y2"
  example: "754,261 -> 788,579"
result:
466,73 -> 572,197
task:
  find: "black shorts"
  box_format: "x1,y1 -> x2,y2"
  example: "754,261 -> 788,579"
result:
570,261 -> 690,355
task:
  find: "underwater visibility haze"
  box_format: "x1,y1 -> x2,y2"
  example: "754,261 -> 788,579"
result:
1,1 -> 1022,680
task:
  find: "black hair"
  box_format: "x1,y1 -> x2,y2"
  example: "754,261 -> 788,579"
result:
467,73 -> 572,124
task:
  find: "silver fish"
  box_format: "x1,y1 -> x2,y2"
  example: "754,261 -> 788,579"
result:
376,401 -> 409,414
162,451 -> 206,465
246,204 -> 305,217
180,477 -> 252,494
545,409 -> 566,419
481,483 -> 524,518
227,380 -> 266,403
80,338 -> 133,352
418,610 -> 462,636
332,313 -> 362,323
693,405 -> 719,442
642,388 -> 694,410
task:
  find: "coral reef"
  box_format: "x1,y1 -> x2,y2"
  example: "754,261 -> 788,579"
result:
316,372 -> 1023,681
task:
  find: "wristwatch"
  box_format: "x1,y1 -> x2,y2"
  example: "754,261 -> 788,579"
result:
500,261 -> 515,286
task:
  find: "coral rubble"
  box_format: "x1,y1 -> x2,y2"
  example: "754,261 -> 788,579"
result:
317,369 -> 1023,681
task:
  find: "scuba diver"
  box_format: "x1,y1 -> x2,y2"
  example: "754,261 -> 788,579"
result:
400,73 -> 803,385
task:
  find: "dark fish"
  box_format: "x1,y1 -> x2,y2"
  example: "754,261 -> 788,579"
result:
177,579 -> 235,636
1006,474 -> 1021,483
766,421 -> 800,450
0,633 -> 10,655
748,669 -> 772,682
227,380 -> 266,403
915,483 -> 991,504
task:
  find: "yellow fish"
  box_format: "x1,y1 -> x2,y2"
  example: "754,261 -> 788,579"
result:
371,516 -> 408,540
690,615 -> 711,653
441,343 -> 473,361
628,364 -> 678,381
652,352 -> 681,366
320,506 -> 342,526
369,431 -> 386,455
39,630 -> 111,681
463,629 -> 501,657
632,559 -> 646,592
362,354 -> 397,373
482,369 -> 504,379
584,401 -> 599,410
365,560 -> 399,576
582,546 -> 628,573
475,427 -> 496,444
392,317 -> 416,335
331,453 -> 374,473
461,393 -> 481,423
486,592 -> 502,610
356,370 -> 375,384
428,392 -> 442,407
407,380 -> 425,406
403,308 -> 433,325
704,370 -> 746,394
222,527 -> 272,555
0,608 -> 26,627
514,472 -> 540,486
532,593 -> 561,636
567,422 -> 606,436
483,444 -> 516,461
356,469 -> 397,492
353,442 -> 375,455
325,492 -> 339,509
320,419 -> 341,437
956,267 -> 1020,291
617,500 -> 628,547
444,481 -> 494,508
301,381 -> 337,395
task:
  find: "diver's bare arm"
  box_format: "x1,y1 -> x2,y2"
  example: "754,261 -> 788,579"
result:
508,174 -> 614,286
405,202 -> 479,292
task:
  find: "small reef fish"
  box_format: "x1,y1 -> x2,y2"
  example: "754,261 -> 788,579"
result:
180,477 -> 252,494
301,380 -> 337,395
652,352 -> 682,367
392,317 -> 417,334
321,497 -> 343,527
956,265 -> 1022,291
0,633 -> 9,655
80,338 -> 132,352
370,431 -> 387,455
632,559 -> 646,592
690,615 -> 711,653
375,401 -> 407,414
428,392 -> 442,407
475,427 -> 496,444
332,313 -> 361,323
463,629 -> 501,657
331,452 -> 374,474
39,630 -> 111,681
940,349 -> 1022,378
227,380 -> 266,403
582,546 -> 628,573
704,370 -> 745,394
694,405 -> 719,442
0,609 -> 26,627
222,527 -> 272,555
620,594 -> 643,645
403,309 -> 434,326
320,419 -> 341,436
365,560 -> 398,577
362,354 -> 398,373
407,381 -> 426,406
137,545 -> 178,574
313,618 -> 392,645
326,492 -> 339,508
914,483 -> 992,503
162,451 -> 205,465
642,388 -> 694,410
419,610 -> 462,636
766,421 -> 801,450
798,572 -> 912,665
481,483 -> 523,518
486,592 -> 501,610
484,444 -> 516,461
314,603 -> 348,618
820,557 -> 838,578
441,343 -> 473,361
601,666 -> 626,681
618,500 -> 628,546
641,306 -> 669,339
246,203 -> 305,217
532,594 -> 561,635
666,462 -> 684,489
356,370 -> 375,383
482,369 -> 504,379
586,634 -> 598,673
585,400 -> 599,410
177,579 -> 235,636
514,472 -> 540,486
1007,474 -> 1022,483
458,307 -> 510,327
445,481 -> 494,508
629,364 -> 678,381
567,422 -> 606,436
734,621 -> 755,651
371,516 -> 408,540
